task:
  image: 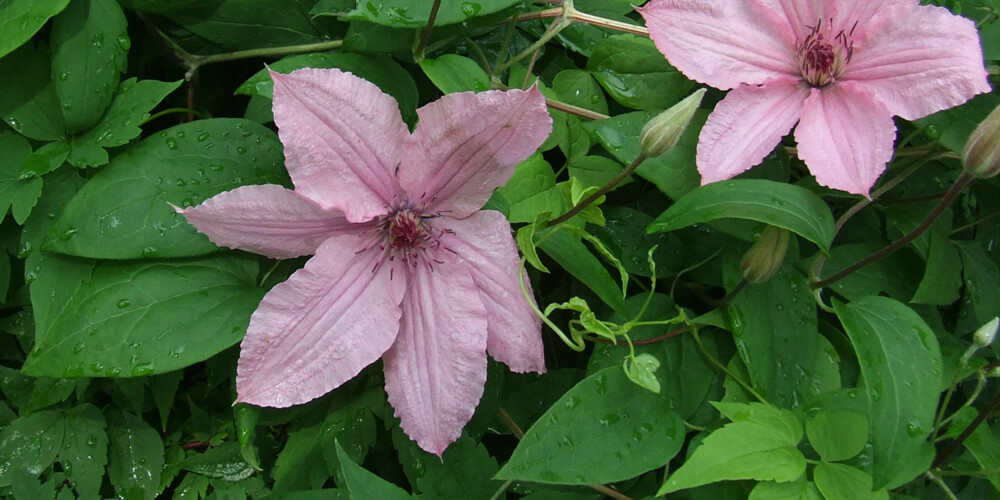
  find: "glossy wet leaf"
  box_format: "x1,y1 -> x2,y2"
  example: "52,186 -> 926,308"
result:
650,180 -> 835,250
163,0 -> 322,51
0,0 -> 71,59
180,442 -> 254,481
496,367 -> 684,484
46,118 -> 287,259
834,296 -> 941,489
584,109 -> 705,200
0,44 -> 66,141
658,402 -> 805,494
0,410 -> 65,488
107,410 -> 164,500
955,240 -> 1000,334
0,132 -> 44,224
58,404 -> 108,499
552,69 -> 608,115
50,0 -> 129,134
587,34 -> 694,110
336,440 -> 413,500
21,254 -> 263,378
420,54 -> 491,93
66,78 -> 182,168
345,0 -> 521,27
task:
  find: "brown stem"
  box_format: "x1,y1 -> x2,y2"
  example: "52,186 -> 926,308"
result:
415,0 -> 442,58
589,326 -> 689,345
545,98 -> 609,120
547,154 -> 646,227
932,392 -> 1000,469
180,440 -> 210,450
812,173 -> 974,289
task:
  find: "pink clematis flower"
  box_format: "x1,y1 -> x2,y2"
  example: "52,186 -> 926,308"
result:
178,68 -> 551,455
639,0 -> 990,195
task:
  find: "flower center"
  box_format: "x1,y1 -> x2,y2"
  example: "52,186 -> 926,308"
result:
386,209 -> 428,250
796,19 -> 855,87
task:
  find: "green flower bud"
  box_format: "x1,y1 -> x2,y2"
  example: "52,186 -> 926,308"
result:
639,88 -> 706,158
962,104 -> 1000,179
740,226 -> 790,284
988,366 -> 1000,378
973,316 -> 999,348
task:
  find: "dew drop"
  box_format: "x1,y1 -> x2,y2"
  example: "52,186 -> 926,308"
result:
165,138 -> 178,150
116,299 -> 131,309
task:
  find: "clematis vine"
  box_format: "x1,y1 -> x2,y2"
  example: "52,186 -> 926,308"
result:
178,68 -> 552,455
639,0 -> 990,195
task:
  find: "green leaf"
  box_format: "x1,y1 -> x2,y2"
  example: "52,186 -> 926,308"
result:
650,180 -> 835,250
46,118 -> 287,259
22,254 -> 262,378
0,132 -> 43,224
538,229 -> 629,316
0,410 -> 66,488
335,440 -> 412,500
496,153 -> 566,224
24,378 -> 78,414
916,93 -> 1000,153
587,34 -> 694,110
583,109 -> 705,200
955,240 -> 1000,334
420,54 -> 491,93
945,407 -> 1000,493
659,402 -> 805,494
0,0 -> 71,59
496,367 -> 685,484
723,254 -> 840,406
805,410 -> 868,462
748,478 -> 823,500
235,404 -> 261,471
180,442 -> 254,482
236,53 -> 417,125
59,404 -> 108,499
345,0 -> 520,27
22,140 -> 70,178
590,206 -> 682,278
552,69 -> 608,115
567,155 -> 623,192
163,0 -> 322,51
622,353 -> 661,393
819,242 -> 920,302
833,296 -> 941,489
0,44 -> 66,141
107,410 -> 164,500
50,0 -> 129,133
67,78 -> 182,168
273,419 -> 329,491
813,463 -> 887,500
415,435 -> 503,500
8,469 -> 57,500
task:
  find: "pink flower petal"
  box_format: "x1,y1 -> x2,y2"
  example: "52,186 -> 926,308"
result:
794,82 -> 895,196
178,184 -> 354,259
698,79 -> 810,183
236,233 -> 405,408
835,0 -> 917,27
271,68 -> 407,222
756,0 -> 826,41
398,87 -> 551,219
435,211 -> 545,374
638,0 -> 800,89
382,260 -> 488,456
842,4 -> 990,120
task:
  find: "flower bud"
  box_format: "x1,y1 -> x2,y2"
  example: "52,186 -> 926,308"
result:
988,365 -> 1000,378
639,88 -> 706,158
973,316 -> 999,348
962,104 -> 1000,179
740,226 -> 790,284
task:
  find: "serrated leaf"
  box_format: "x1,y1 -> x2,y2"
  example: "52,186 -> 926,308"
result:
833,296 -> 940,489
420,54 -> 491,94
107,410 -> 164,500
805,410 -> 868,462
59,404 -> 108,499
46,118 -> 286,259
649,180 -> 835,250
658,402 -> 805,495
813,463 -> 887,500
66,78 -> 182,168
415,435 -> 501,500
0,132 -> 44,224
180,442 -> 254,482
50,0 -> 129,133
0,410 -> 66,488
336,440 -> 412,500
22,254 -> 263,378
497,367 -> 684,484
0,0 -> 71,59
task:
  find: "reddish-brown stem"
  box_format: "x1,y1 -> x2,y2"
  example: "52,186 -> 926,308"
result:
180,441 -> 210,450
812,173 -> 974,289
589,326 -> 689,345
547,154 -> 646,227
415,0 -> 442,58
932,392 -> 1000,469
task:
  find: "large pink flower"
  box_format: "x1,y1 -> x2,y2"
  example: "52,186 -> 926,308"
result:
178,68 -> 551,455
639,0 -> 990,195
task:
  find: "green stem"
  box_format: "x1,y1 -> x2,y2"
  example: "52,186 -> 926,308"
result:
495,13 -> 571,73
925,471 -> 959,500
546,154 -> 646,227
812,173 -> 974,289
142,107 -> 209,124
415,0 -> 442,60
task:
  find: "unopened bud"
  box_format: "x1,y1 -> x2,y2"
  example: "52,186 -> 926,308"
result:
973,317 -> 999,348
962,104 -> 1000,179
639,88 -> 706,158
740,226 -> 790,284
988,365 -> 1000,378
